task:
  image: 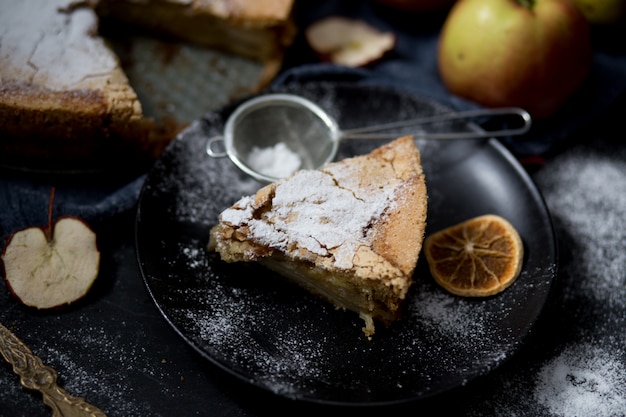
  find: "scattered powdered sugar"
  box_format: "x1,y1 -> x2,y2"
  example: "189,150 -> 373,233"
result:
247,143 -> 302,179
534,344 -> 626,417
456,142 -> 626,417
409,288 -> 490,340
527,146 -> 626,417
539,153 -> 626,305
170,243 -> 334,398
182,304 -> 328,398
25,319 -> 162,417
456,143 -> 626,417
180,244 -> 206,270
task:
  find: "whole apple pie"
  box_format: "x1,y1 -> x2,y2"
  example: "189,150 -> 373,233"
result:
0,0 -> 295,172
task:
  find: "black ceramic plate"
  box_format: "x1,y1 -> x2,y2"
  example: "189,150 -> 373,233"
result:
135,82 -> 557,405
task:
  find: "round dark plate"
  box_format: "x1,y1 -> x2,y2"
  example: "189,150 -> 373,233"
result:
135,82 -> 557,405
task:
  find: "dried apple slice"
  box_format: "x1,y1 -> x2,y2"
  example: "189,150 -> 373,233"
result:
1,190 -> 100,309
305,16 -> 396,67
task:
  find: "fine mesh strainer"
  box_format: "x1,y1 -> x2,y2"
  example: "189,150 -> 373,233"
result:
206,93 -> 532,183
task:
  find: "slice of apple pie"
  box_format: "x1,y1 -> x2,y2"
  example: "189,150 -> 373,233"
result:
208,136 -> 428,337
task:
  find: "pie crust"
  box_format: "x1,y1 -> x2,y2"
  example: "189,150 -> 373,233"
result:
209,136 -> 428,337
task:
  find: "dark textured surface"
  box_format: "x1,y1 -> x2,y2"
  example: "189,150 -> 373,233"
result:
1,0 -> 625,415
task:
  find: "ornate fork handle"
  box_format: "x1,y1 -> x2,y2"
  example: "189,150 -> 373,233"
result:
0,322 -> 107,417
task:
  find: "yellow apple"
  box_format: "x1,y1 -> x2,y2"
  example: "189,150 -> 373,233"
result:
438,0 -> 593,119
570,0 -> 626,24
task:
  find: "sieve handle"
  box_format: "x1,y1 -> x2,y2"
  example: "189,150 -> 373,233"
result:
340,107 -> 532,140
206,136 -> 227,158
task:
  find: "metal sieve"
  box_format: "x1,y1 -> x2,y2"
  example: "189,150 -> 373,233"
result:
206,93 -> 532,183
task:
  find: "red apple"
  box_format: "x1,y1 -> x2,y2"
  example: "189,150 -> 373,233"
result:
305,16 -> 396,67
1,189 -> 100,309
437,0 -> 592,119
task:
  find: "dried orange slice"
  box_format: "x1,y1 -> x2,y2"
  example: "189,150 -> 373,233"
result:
424,214 -> 524,297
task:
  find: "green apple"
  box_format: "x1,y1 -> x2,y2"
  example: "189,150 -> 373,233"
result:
438,0 -> 592,119
570,0 -> 626,24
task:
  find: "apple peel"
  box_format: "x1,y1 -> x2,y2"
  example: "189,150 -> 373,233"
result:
305,16 -> 396,67
1,190 -> 100,309
437,0 -> 592,120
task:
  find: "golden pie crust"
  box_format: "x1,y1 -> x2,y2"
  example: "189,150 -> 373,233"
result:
208,136 -> 428,337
